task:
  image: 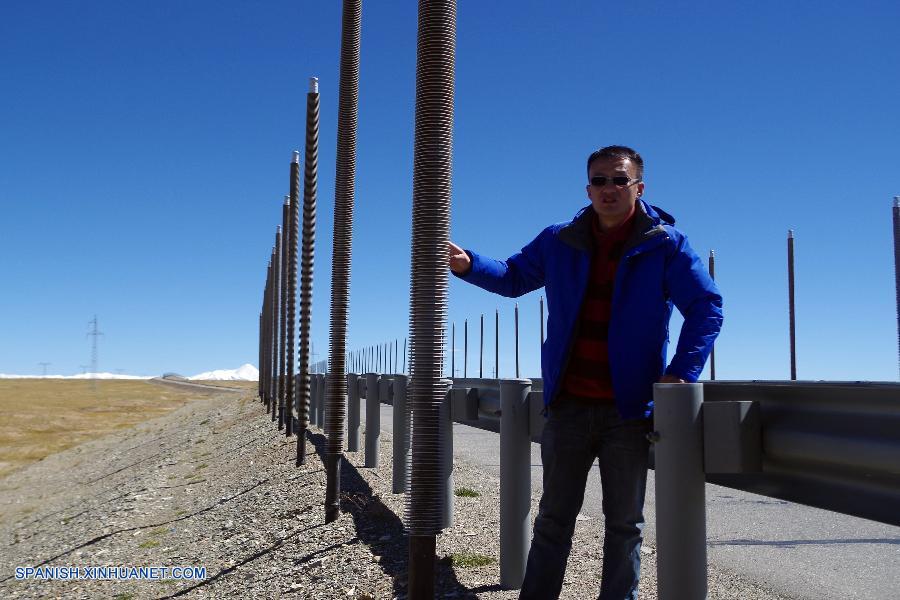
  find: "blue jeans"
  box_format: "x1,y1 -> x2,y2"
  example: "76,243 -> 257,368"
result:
519,402 -> 651,600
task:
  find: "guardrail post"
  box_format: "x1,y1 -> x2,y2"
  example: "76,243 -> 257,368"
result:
499,378 -> 531,590
365,372 -> 380,467
653,382 -> 707,600
347,372 -> 361,451
441,387 -> 454,529
316,374 -> 326,429
319,373 -> 328,430
393,374 -> 410,493
309,375 -> 318,428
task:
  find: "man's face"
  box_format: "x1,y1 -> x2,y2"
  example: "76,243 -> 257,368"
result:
586,157 -> 644,226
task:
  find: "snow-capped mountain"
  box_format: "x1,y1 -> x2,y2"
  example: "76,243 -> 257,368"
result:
189,364 -> 259,381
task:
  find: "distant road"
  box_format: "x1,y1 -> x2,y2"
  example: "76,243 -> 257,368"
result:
148,377 -> 244,393
362,402 -> 900,600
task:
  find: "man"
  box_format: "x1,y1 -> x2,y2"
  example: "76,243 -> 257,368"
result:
448,145 -> 722,599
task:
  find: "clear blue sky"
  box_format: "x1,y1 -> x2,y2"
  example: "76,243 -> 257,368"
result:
1,1 -> 898,380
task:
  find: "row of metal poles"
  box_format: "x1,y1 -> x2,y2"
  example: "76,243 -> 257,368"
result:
256,1 -> 454,596
258,76 -> 320,467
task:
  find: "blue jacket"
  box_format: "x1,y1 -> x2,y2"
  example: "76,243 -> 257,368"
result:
456,200 -> 723,419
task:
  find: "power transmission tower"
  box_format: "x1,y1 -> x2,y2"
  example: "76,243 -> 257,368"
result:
38,362 -> 51,376
86,315 -> 104,381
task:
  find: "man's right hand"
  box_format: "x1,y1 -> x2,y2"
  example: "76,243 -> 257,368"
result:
448,241 -> 472,274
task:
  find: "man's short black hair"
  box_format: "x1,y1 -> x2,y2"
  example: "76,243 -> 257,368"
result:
586,145 -> 644,179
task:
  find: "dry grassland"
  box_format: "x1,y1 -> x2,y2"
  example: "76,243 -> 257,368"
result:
0,379 -> 215,479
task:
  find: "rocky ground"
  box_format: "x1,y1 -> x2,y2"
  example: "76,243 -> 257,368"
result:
0,382 -> 788,599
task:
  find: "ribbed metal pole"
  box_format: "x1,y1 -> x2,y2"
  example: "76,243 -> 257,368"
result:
263,263 -> 271,411
279,197 -> 290,430
708,250 -> 716,381
262,266 -> 269,410
285,154 -> 300,438
500,378 -> 532,589
297,77 -> 319,465
894,197 -> 900,380
788,230 -> 797,380
272,231 -> 282,423
324,0 -> 361,525
258,310 -> 264,402
267,258 -> 274,414
654,383 -> 707,600
407,1 -> 456,597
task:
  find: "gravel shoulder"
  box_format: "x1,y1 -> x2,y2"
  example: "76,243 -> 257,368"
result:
0,388 -> 789,599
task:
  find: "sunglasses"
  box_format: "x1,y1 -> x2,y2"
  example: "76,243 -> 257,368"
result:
589,175 -> 641,188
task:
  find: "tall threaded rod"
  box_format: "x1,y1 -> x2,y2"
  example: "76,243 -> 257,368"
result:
407,1 -> 457,597
324,0 -> 361,524
266,260 -> 274,412
279,198 -> 290,429
708,250 -> 716,381
297,78 -> 320,466
894,197 -> 900,380
272,231 -> 282,422
286,153 -> 300,438
263,262 -> 272,411
787,230 -> 796,380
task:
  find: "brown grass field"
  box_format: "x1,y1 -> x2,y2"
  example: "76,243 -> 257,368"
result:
0,379 -> 226,479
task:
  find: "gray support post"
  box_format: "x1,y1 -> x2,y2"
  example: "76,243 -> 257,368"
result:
365,372 -> 381,467
393,374 -> 410,493
653,382 -> 707,600
321,373 -> 328,428
313,373 -> 319,426
441,387 -> 454,529
347,372 -> 361,451
499,379 -> 532,590
309,359 -> 318,426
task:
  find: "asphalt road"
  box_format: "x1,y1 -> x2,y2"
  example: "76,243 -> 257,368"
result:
360,401 -> 900,600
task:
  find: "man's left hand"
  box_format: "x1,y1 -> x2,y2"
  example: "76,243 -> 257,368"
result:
658,374 -> 685,384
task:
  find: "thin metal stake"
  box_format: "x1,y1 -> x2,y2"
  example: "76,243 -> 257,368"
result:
514,303 -> 519,378
893,197 -> 900,380
788,230 -> 797,380
708,250 -> 716,381
539,295 -> 544,344
495,308 -> 500,378
480,313 -> 484,378
464,318 -> 468,378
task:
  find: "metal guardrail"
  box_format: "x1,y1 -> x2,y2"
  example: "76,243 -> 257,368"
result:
701,381 -> 900,527
300,374 -> 900,595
